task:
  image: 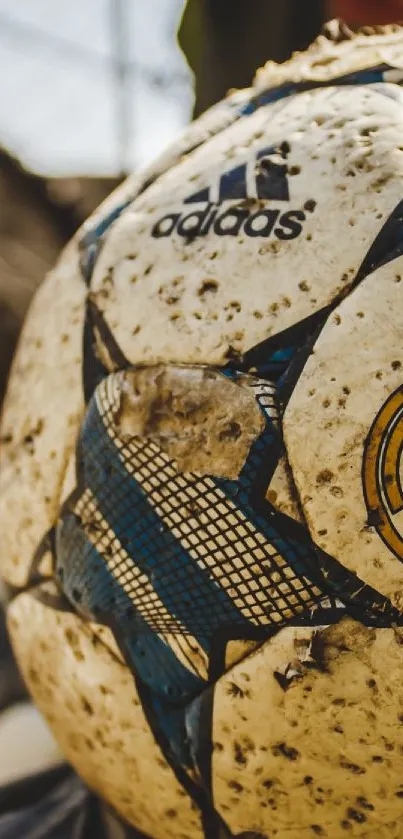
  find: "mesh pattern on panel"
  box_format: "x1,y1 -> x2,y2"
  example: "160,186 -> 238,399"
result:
63,370 -> 323,638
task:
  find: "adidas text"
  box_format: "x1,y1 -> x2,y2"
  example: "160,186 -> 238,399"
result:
151,204 -> 310,241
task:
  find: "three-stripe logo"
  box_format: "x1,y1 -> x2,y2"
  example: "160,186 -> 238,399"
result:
184,144 -> 290,205
151,141 -> 315,241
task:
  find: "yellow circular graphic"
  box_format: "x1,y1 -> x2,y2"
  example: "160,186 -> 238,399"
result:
363,385 -> 403,560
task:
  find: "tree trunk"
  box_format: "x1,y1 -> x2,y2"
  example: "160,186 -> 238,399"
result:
178,0 -> 326,117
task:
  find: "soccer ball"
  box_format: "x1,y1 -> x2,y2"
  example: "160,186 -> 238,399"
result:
3,23 -> 403,839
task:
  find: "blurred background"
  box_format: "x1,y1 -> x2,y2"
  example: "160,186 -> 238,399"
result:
0,0 -> 329,403
0,0 -> 403,795
2,1 -> 403,394
0,0 -> 190,177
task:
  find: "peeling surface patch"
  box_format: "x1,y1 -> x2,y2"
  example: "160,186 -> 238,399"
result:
117,365 -> 265,479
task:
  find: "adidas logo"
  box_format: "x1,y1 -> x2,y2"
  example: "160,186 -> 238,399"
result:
151,143 -> 315,241
184,143 -> 290,205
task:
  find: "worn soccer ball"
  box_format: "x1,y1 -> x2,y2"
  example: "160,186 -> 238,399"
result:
3,22 -> 403,839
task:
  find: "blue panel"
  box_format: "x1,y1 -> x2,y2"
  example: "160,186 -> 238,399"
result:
56,512 -> 204,707
79,199 -> 132,286
78,398 -> 252,645
238,64 -> 394,117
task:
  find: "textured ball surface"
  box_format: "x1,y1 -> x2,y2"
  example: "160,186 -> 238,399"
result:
2,23 -> 403,839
